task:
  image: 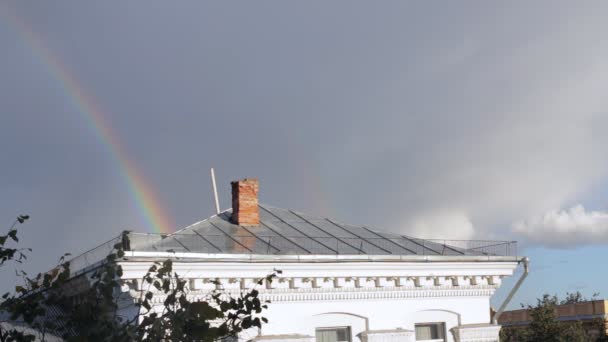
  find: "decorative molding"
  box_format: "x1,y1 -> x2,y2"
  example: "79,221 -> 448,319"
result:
121,274 -> 505,305
118,260 -> 521,280
358,329 -> 415,342
407,276 -> 421,287
122,274 -> 500,289
255,287 -> 496,303
138,283 -> 498,304
121,275 -> 501,292
451,324 -> 501,342
252,334 -> 314,342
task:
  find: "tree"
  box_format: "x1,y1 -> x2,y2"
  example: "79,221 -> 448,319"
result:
500,293 -> 604,342
525,295 -> 562,342
560,291 -> 600,305
559,320 -> 587,342
1,216 -> 277,341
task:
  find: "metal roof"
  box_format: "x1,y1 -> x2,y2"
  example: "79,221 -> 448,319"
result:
126,204 -> 515,257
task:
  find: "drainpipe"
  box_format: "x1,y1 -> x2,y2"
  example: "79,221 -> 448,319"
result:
492,257 -> 529,324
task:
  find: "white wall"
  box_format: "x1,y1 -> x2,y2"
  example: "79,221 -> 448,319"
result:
118,257 -> 518,342
261,296 -> 490,342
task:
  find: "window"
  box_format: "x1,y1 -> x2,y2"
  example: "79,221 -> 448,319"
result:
316,327 -> 351,342
415,323 -> 446,341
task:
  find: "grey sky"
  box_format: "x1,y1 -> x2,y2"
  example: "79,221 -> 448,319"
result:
2,1 -> 608,304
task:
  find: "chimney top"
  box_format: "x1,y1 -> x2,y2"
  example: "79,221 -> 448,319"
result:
230,178 -> 260,226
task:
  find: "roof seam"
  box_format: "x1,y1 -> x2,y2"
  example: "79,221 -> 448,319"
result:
171,236 -> 192,252
325,218 -> 393,255
361,227 -> 418,254
233,222 -> 282,254
191,230 -> 223,253
399,235 -> 441,255
288,210 -> 367,255
207,220 -> 254,253
259,205 -> 340,254
259,221 -> 313,254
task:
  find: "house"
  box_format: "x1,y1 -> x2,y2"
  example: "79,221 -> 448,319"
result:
68,178 -> 526,342
498,299 -> 608,340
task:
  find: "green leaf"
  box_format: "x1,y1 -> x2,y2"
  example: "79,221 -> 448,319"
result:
189,301 -> 223,320
220,302 -> 230,312
142,300 -> 151,311
8,230 -> 18,242
17,215 -> 30,224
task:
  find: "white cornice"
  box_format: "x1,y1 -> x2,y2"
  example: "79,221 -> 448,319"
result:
119,260 -> 518,279
118,258 -> 518,305
123,273 -> 505,305
123,251 -> 522,263
139,285 -> 499,304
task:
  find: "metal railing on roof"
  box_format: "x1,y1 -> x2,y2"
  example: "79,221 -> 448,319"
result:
126,232 -> 517,257
65,232 -> 518,274
66,235 -> 122,276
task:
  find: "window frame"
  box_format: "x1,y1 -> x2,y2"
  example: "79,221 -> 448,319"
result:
414,322 -> 447,342
315,326 -> 352,342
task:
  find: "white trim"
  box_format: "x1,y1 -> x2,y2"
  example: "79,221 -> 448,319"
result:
118,261 -> 518,280
144,286 -> 498,303
123,251 -> 522,263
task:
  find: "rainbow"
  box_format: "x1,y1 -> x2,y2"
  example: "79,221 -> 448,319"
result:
1,6 -> 174,234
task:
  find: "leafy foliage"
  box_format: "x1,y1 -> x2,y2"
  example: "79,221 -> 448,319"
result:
0,216 -> 30,266
525,295 -> 563,342
1,216 -> 277,341
500,293 -> 607,342
134,259 -> 276,341
560,291 -> 600,305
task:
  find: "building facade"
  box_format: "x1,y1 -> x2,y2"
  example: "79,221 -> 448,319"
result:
70,178 -> 524,342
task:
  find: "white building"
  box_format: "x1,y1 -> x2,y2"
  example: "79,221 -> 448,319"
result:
71,178 -> 526,342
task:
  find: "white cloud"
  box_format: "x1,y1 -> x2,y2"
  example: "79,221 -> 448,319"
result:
316,5 -> 608,244
406,209 -> 475,240
512,205 -> 608,247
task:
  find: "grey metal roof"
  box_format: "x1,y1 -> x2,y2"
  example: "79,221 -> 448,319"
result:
127,204 -> 516,257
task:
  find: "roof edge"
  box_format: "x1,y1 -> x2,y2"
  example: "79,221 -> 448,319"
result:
123,251 -> 524,263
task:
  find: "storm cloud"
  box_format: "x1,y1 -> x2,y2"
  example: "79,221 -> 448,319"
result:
1,1 -> 608,292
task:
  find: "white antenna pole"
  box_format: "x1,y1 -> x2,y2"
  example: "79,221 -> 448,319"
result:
210,168 -> 220,214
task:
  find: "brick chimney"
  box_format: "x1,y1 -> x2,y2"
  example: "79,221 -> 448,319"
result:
231,178 -> 260,226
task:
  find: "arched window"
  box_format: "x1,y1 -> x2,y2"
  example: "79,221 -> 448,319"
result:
415,322 -> 446,341
312,312 -> 368,342
316,327 -> 352,342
